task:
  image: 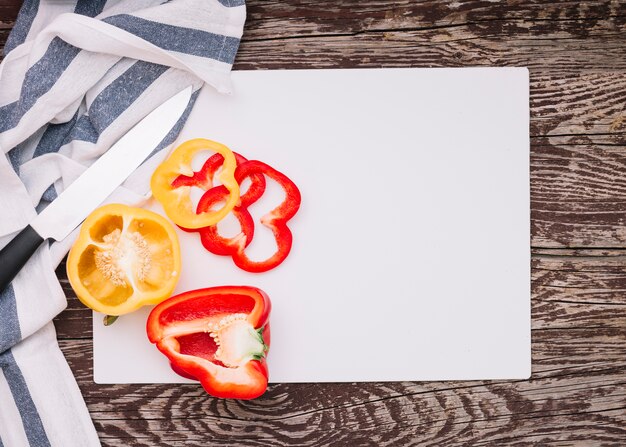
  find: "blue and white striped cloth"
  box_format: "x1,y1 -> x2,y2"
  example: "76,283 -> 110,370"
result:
0,1 -> 246,445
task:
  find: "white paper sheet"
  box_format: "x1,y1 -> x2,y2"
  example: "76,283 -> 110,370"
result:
93,67 -> 531,384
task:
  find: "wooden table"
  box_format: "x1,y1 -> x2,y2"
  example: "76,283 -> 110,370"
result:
2,1 -> 625,445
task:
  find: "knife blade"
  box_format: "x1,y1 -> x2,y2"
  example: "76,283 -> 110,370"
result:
0,86 -> 193,293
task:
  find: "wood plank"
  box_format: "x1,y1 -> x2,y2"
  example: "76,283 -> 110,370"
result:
242,0 -> 626,40
531,250 -> 626,330
530,73 -> 626,137
0,0 -> 19,48
532,135 -> 626,247
3,1 -> 626,79
0,3 -> 19,22
234,31 -> 626,76
235,0 -> 626,76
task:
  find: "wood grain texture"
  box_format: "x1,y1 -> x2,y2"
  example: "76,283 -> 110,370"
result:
0,2 -> 19,21
237,0 -> 626,73
1,0 -> 625,445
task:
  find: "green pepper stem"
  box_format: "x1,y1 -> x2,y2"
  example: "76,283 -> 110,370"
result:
103,315 -> 119,326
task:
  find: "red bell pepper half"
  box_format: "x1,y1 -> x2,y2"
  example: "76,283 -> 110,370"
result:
146,286 -> 271,400
199,160 -> 301,273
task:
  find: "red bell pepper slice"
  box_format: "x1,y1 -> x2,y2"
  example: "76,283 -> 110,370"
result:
195,186 -> 256,256
146,286 -> 271,400
201,153 -> 267,206
173,152 -> 266,238
199,160 -> 301,273
172,152 -> 266,204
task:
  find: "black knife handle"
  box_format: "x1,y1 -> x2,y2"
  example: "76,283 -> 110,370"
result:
0,225 -> 45,293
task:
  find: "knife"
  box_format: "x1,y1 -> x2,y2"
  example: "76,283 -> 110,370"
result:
0,86 -> 193,293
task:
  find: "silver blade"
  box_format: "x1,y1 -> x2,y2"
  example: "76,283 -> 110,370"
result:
31,86 -> 193,241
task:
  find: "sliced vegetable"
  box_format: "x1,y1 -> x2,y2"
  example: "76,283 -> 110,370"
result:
196,186 -> 256,256
165,143 -> 301,272
173,151 -> 266,241
195,152 -> 267,206
150,138 -> 240,229
67,204 -> 181,316
199,160 -> 301,273
147,286 -> 271,400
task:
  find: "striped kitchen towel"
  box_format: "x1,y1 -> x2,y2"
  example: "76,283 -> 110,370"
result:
0,1 -> 246,445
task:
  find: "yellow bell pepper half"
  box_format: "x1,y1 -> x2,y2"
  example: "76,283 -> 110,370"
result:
67,204 -> 181,316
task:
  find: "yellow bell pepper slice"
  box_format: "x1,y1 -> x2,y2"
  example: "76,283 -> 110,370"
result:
150,138 -> 240,229
67,204 -> 181,316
